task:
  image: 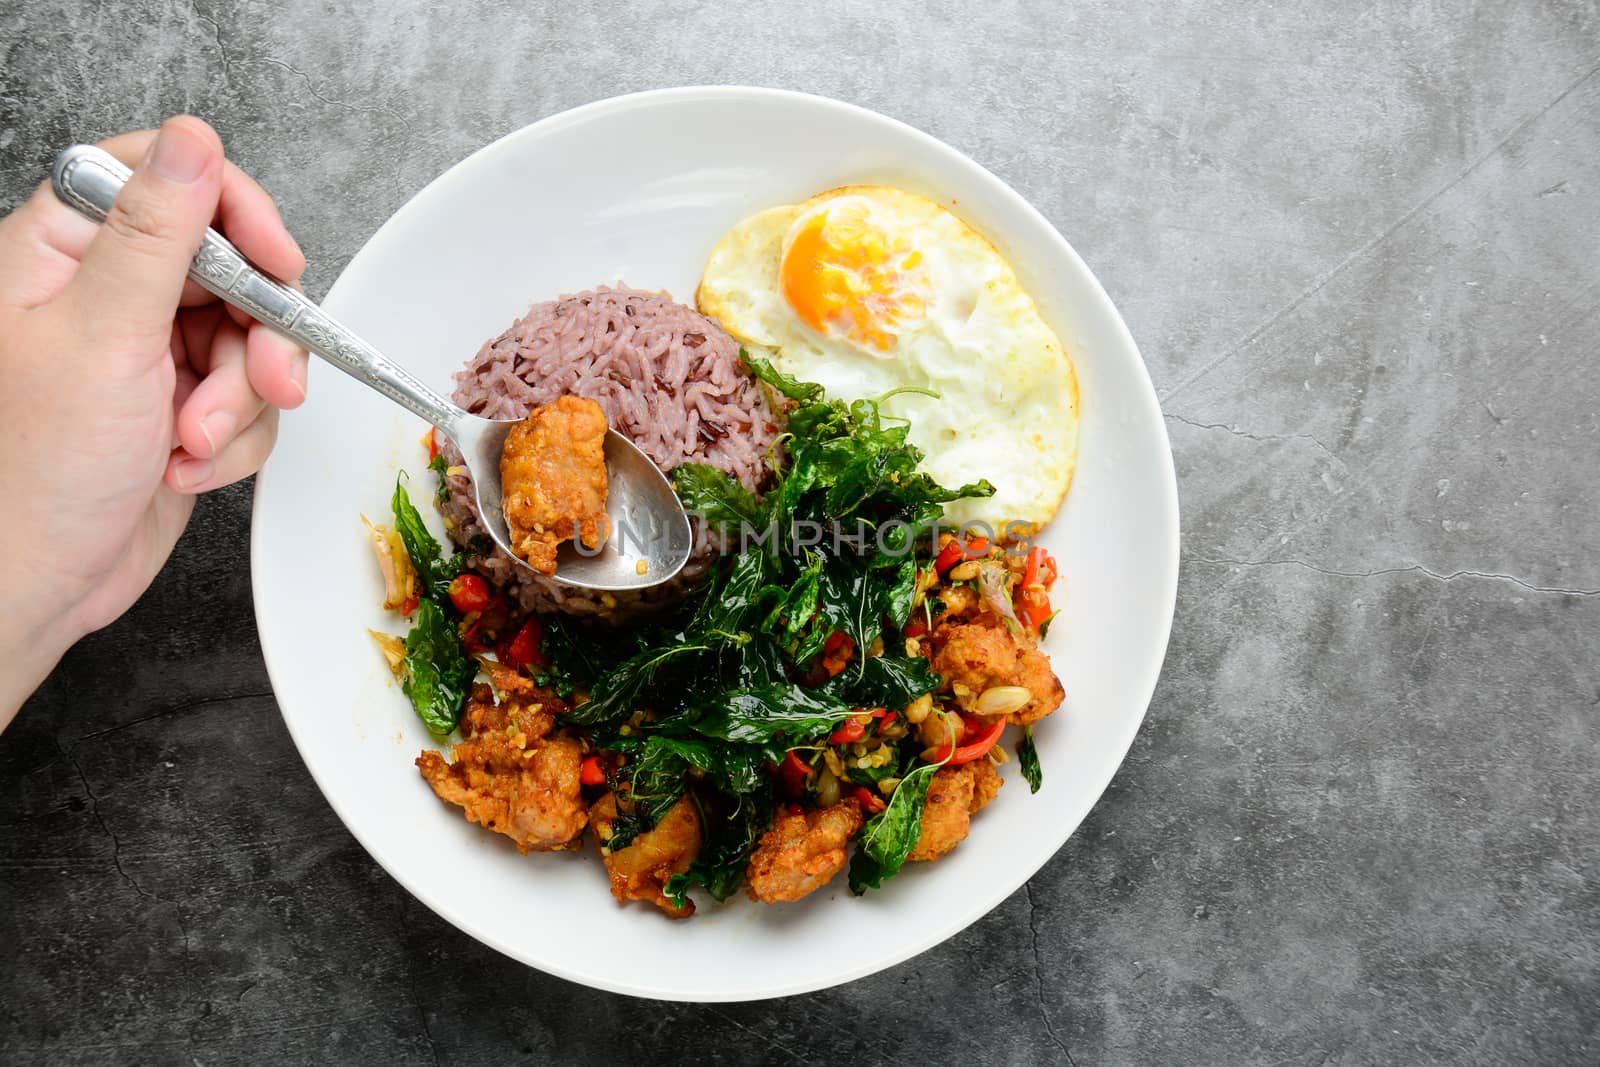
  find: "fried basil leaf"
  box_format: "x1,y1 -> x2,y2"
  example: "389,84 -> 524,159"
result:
673,462 -> 764,530
741,349 -> 824,404
664,789 -> 777,906
1018,726 -> 1043,794
687,685 -> 853,744
825,654 -> 941,712
566,639 -> 710,726
391,475 -> 462,598
401,597 -> 476,735
848,759 -> 942,894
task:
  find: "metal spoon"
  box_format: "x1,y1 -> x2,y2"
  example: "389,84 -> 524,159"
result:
51,144 -> 692,592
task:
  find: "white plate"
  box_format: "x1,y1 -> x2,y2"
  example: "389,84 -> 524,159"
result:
251,87 -> 1178,1002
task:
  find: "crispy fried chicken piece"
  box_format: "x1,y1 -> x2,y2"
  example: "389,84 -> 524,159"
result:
415,685 -> 586,853
745,800 -> 864,903
588,792 -> 703,919
500,395 -> 610,575
928,617 -> 1064,725
908,760 -> 1002,862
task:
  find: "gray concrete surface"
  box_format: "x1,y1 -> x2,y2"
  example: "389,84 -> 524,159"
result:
2,1 -> 1597,1063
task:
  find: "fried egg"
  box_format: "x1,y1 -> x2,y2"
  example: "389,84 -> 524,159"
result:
697,186 -> 1078,529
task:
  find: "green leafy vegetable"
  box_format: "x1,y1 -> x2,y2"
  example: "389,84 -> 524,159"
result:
427,452 -> 451,504
392,476 -> 462,598
673,463 -> 763,529
848,758 -> 944,894
604,736 -> 698,850
401,597 -> 477,734
566,639 -> 710,727
665,790 -> 776,906
741,349 -> 824,403
1018,726 -> 1042,794
825,654 -> 941,711
686,685 -> 852,744
1038,610 -> 1060,640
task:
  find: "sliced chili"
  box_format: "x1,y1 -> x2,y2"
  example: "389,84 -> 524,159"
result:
501,616 -> 547,672
461,615 -> 488,654
921,716 -> 1006,765
828,716 -> 868,745
1022,545 -> 1044,590
780,750 -> 815,797
579,755 -> 606,786
935,535 -> 992,576
853,786 -> 886,814
820,630 -> 854,676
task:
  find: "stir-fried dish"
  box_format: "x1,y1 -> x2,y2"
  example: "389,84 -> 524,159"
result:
366,353 -> 1064,917
363,185 -> 1076,918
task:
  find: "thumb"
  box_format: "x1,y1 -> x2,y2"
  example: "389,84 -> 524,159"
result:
65,116 -> 225,345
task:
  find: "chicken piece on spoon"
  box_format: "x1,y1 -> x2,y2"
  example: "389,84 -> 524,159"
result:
499,396 -> 611,575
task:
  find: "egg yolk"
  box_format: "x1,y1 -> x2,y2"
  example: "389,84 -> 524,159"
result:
780,204 -> 923,351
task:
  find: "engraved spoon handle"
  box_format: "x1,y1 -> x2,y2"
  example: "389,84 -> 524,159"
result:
50,143 -> 465,436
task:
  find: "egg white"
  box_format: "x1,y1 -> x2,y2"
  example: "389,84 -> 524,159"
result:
698,186 -> 1079,529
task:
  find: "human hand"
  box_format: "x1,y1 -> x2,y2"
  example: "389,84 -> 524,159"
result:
0,116 -> 307,726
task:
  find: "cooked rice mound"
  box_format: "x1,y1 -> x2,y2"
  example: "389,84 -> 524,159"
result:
439,286 -> 778,616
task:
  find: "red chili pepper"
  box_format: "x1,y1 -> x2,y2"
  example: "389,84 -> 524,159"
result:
780,750 -> 814,798
460,615 -> 487,653
862,707 -> 890,718
921,716 -> 1006,765
1015,587 -> 1052,631
1022,545 -> 1044,590
400,596 -> 418,618
934,535 -> 992,576
853,786 -> 886,814
903,617 -> 928,639
579,755 -> 606,786
820,630 -> 854,677
501,616 -> 547,672
426,426 -> 439,461
828,717 -> 868,745
447,573 -> 491,614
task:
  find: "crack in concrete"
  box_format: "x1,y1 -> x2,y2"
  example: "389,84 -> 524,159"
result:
71,690 -> 274,745
189,0 -> 230,75
1165,412 -> 1342,461
389,899 -> 441,1067
1025,881 -> 1075,1066
58,740 -> 153,900
1158,56 -> 1600,405
188,0 -> 399,118
241,56 -> 401,118
1189,555 -> 1600,597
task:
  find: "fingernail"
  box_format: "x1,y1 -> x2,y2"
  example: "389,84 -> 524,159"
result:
148,120 -> 212,184
199,410 -> 237,453
174,458 -> 214,490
